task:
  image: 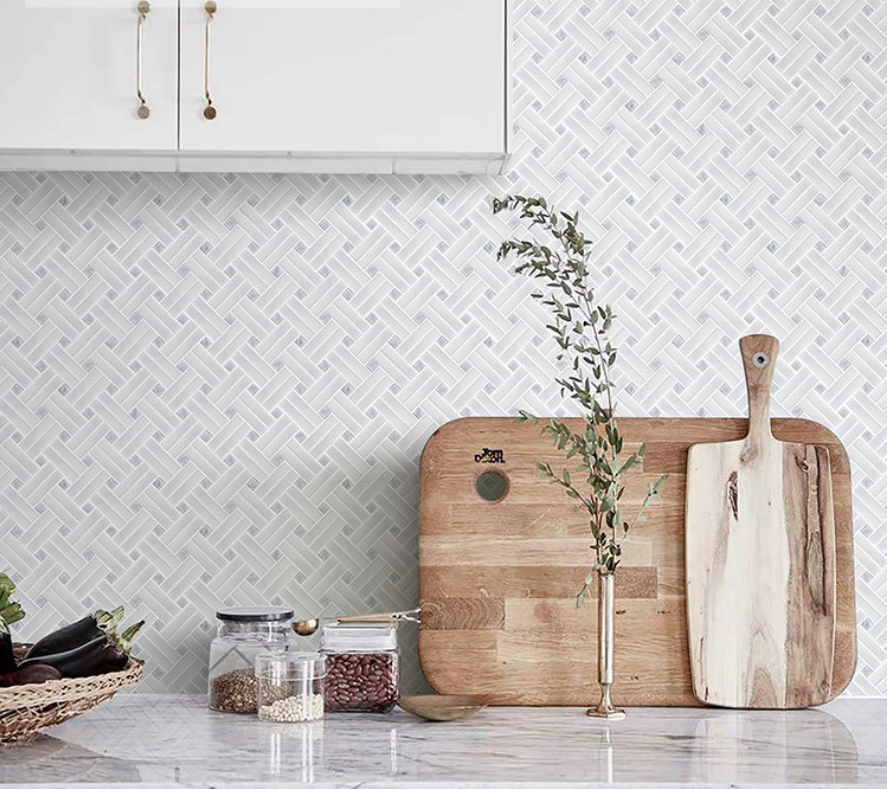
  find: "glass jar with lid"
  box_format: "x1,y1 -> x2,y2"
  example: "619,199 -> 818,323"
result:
319,622 -> 400,712
256,651 -> 327,723
209,606 -> 296,713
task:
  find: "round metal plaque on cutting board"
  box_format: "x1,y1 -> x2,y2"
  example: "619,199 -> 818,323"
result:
475,471 -> 509,502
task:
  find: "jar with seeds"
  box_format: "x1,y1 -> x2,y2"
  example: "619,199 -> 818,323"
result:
319,622 -> 400,712
256,652 -> 326,723
209,606 -> 297,713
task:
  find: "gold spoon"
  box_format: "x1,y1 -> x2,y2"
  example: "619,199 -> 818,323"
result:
293,618 -> 320,636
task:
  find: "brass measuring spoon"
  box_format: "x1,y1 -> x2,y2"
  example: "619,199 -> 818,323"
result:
292,607 -> 421,637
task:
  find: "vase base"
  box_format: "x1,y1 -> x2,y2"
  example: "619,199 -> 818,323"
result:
586,706 -> 626,721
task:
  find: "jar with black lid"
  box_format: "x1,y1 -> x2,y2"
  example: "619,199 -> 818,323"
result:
209,606 -> 296,713
319,622 -> 400,712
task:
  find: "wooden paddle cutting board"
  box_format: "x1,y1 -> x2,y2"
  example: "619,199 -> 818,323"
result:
686,335 -> 837,709
419,415 -> 855,706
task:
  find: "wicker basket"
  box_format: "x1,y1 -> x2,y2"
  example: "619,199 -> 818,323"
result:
0,644 -> 144,744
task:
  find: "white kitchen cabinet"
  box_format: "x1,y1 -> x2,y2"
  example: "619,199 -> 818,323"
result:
178,1 -> 508,172
0,1 -> 510,174
0,1 -> 179,154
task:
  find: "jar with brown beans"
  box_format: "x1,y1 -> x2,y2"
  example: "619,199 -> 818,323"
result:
319,622 -> 399,712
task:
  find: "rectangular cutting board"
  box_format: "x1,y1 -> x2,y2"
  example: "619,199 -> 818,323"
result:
418,417 -> 856,706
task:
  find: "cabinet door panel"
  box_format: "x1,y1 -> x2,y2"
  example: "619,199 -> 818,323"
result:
0,1 -> 178,152
180,1 -> 505,155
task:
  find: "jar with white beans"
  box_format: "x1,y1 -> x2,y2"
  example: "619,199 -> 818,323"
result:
255,652 -> 326,723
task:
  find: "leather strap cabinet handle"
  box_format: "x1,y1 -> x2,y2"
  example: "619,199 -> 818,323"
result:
136,1 -> 151,119
203,2 -> 218,119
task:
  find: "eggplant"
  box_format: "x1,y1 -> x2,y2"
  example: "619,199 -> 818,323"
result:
0,630 -> 15,675
19,618 -> 144,679
0,583 -> 143,681
0,663 -> 62,687
0,573 -> 26,674
25,606 -> 125,661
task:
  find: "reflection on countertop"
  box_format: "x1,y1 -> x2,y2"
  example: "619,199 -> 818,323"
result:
0,695 -> 884,787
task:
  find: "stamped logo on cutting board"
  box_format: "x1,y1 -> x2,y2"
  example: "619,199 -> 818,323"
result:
474,448 -> 505,463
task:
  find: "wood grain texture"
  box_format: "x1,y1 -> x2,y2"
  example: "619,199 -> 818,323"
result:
685,336 -> 838,709
419,416 -> 855,707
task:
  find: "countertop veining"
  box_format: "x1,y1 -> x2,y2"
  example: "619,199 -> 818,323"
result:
1,695 -> 885,788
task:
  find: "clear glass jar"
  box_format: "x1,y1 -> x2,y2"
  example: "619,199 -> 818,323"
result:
209,606 -> 295,713
319,622 -> 400,713
256,652 -> 326,723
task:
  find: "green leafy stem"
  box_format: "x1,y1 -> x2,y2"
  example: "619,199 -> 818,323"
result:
493,195 -> 667,605
0,572 -> 26,634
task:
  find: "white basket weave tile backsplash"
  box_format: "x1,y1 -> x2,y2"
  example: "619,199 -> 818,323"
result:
1,0 -> 885,695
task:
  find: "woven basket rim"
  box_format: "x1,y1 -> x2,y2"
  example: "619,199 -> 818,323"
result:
0,643 -> 144,713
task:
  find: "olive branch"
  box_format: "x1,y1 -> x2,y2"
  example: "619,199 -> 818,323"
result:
492,195 -> 667,607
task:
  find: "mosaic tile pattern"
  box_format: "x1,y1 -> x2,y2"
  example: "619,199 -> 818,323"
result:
1,0 -> 885,694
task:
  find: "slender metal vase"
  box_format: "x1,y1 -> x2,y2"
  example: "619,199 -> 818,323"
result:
586,572 -> 625,720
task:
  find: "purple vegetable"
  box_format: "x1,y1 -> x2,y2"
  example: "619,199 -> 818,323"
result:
0,633 -> 15,675
19,619 -> 144,679
0,663 -> 63,687
25,614 -> 105,661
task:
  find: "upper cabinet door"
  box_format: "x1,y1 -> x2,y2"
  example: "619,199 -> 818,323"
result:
0,1 -> 178,152
179,1 -> 507,156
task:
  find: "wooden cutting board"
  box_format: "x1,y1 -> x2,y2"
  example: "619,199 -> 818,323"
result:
686,336 -> 837,709
418,416 -> 855,706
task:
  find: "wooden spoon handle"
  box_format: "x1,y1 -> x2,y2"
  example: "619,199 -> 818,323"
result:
739,334 -> 780,442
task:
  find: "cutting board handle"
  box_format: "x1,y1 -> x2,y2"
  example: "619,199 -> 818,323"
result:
739,334 -> 780,441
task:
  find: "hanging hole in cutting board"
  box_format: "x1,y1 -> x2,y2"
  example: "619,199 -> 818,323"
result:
475,471 -> 509,502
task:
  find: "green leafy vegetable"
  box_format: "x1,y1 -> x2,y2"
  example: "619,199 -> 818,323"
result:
0,572 -> 26,674
0,572 -> 25,634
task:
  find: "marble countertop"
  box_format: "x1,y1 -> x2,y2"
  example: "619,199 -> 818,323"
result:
1,695 -> 885,787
